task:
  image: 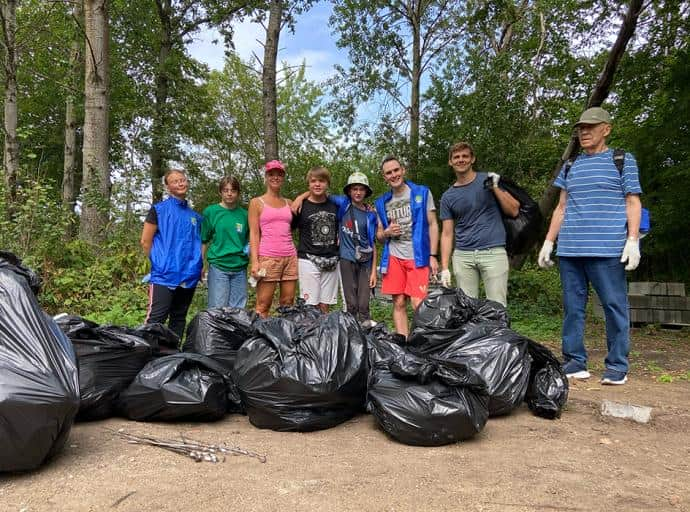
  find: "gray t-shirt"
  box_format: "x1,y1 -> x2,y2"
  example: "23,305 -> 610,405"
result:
439,171 -> 506,250
382,186 -> 435,260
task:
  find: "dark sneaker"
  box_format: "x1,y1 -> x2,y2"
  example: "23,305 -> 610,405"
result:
562,359 -> 591,379
601,368 -> 627,385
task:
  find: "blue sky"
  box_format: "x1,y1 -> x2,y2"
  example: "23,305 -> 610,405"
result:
188,2 -> 347,84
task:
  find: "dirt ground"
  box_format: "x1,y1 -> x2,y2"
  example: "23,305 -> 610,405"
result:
2,325 -> 690,512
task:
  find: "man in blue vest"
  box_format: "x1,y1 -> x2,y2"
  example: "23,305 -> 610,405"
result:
140,169 -> 203,340
375,156 -> 439,336
538,107 -> 642,385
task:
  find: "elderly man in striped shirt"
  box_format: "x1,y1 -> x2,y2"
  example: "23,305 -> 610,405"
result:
538,107 -> 642,386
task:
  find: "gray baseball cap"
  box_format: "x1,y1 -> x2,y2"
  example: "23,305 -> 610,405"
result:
574,107 -> 612,126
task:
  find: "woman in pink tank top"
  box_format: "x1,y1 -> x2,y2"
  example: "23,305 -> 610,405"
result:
248,160 -> 298,317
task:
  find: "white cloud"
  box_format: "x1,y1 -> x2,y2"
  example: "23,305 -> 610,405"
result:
282,49 -> 337,83
188,7 -> 344,84
188,21 -> 264,71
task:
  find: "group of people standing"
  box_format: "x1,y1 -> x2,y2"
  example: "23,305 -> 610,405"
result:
140,107 -> 643,386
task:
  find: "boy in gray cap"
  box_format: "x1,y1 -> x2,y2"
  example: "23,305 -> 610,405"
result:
538,107 -> 643,385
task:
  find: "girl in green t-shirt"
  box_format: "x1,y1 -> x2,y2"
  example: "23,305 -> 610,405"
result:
201,176 -> 250,308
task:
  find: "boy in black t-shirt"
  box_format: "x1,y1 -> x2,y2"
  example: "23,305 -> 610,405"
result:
292,166 -> 339,312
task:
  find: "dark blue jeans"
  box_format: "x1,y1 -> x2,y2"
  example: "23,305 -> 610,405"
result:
559,257 -> 629,373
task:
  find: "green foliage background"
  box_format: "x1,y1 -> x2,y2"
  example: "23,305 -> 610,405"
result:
1,0 -> 688,327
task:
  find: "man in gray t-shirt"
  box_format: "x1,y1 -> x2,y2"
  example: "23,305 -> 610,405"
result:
375,156 -> 439,337
439,142 -> 519,306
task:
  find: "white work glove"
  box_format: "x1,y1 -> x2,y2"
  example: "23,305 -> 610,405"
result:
537,240 -> 554,268
439,269 -> 452,288
621,238 -> 641,271
487,172 -> 501,188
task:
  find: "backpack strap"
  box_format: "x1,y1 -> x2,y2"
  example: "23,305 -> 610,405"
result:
563,156 -> 576,179
613,148 -> 625,175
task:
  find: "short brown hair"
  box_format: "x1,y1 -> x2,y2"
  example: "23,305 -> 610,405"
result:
448,142 -> 475,160
163,168 -> 187,185
306,166 -> 331,185
218,175 -> 240,194
380,155 -> 401,171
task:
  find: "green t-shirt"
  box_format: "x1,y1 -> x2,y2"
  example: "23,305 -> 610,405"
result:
201,203 -> 249,272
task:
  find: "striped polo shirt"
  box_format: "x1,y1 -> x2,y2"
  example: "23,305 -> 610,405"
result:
553,148 -> 642,257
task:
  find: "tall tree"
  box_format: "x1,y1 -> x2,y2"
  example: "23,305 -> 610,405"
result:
64,0 -> 83,218
149,0 -> 249,202
194,54 -> 333,203
0,0 -> 18,216
330,0 -> 462,171
536,0 -> 645,222
262,0 -> 281,161
80,0 -> 111,243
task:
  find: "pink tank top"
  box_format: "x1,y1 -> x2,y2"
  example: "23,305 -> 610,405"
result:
258,198 -> 297,257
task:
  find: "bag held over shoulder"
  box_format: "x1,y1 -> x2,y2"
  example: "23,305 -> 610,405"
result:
484,176 -> 544,256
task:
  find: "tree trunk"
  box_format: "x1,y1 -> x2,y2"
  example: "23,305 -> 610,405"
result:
262,0 -> 282,162
63,0 -> 83,221
1,0 -> 19,219
151,0 -> 172,203
511,0 -> 645,269
408,1 -> 421,174
80,0 -> 110,243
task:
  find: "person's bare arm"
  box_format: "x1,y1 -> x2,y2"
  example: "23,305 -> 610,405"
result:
545,189 -> 567,242
440,219 -> 455,271
248,198 -> 262,277
290,191 -> 310,214
493,187 -> 520,218
140,222 -> 157,257
369,243 -> 378,288
427,208 -> 440,275
625,194 -> 642,240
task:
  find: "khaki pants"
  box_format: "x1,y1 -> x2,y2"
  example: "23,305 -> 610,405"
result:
452,247 -> 509,306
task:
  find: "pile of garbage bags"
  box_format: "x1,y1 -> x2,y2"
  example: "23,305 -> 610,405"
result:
0,253 -> 80,472
368,327 -> 489,446
367,288 -> 568,444
55,315 -> 156,421
1,250 -> 569,471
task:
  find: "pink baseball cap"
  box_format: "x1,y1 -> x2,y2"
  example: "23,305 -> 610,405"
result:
265,160 -> 285,173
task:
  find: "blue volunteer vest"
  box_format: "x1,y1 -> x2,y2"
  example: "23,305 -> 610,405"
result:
331,194 -> 378,248
149,196 -> 203,288
375,180 -> 431,274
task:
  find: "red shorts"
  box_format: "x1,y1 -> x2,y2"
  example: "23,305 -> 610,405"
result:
381,255 -> 430,299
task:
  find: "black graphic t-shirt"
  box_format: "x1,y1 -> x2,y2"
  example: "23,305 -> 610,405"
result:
294,198 -> 339,258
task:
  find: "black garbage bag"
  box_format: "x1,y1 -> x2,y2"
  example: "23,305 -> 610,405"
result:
182,308 -> 258,413
183,308 -> 257,370
55,316 -> 154,421
411,287 -> 509,334
525,340 -> 569,419
409,289 -> 530,416
275,300 -> 323,325
131,323 -> 180,356
484,176 -> 544,256
118,353 -> 228,422
0,250 -> 42,295
412,323 -> 531,416
234,311 -> 367,431
367,326 -> 489,446
0,263 -> 79,472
